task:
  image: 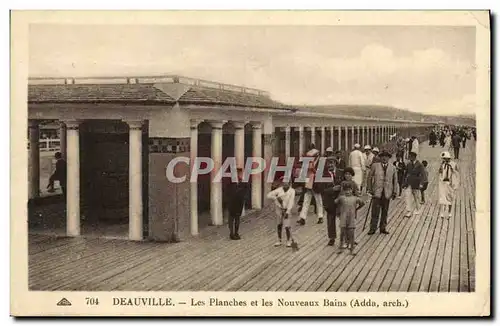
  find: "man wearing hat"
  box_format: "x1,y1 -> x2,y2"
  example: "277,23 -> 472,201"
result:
226,168 -> 250,240
372,147 -> 381,164
298,144 -> 324,225
362,145 -> 374,194
366,150 -> 398,234
348,143 -> 366,191
403,151 -> 425,217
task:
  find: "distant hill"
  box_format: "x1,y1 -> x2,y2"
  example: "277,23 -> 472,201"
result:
295,105 -> 475,125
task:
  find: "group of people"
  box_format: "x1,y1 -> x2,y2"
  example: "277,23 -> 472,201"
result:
429,125 -> 474,160
255,131 -> 463,256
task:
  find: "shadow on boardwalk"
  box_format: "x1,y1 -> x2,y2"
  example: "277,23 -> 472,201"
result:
28,142 -> 476,292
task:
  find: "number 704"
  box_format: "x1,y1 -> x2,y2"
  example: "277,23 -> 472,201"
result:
86,297 -> 100,305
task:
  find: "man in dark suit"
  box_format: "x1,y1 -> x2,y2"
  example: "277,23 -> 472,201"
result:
226,168 -> 249,240
452,131 -> 462,159
403,151 -> 425,217
366,150 -> 398,234
47,152 -> 67,196
334,150 -> 346,181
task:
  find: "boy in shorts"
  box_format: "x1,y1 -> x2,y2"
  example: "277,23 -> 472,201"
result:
335,182 -> 365,255
267,178 -> 296,247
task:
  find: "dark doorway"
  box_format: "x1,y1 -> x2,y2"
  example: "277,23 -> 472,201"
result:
80,120 -> 129,238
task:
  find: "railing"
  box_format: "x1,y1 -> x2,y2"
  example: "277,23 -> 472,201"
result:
27,138 -> 61,152
29,74 -> 271,97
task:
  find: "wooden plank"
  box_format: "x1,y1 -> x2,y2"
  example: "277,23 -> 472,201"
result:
375,200 -> 427,292
117,218 -> 272,291
459,176 -> 470,292
279,201 -> 380,292
338,207 -> 410,292
338,184 -> 419,292
173,226 -> 277,291
241,225 -> 326,291
408,200 -> 441,291
449,192 -> 463,292
390,160 -> 440,291
110,209 -> 273,291
464,149 -> 476,292
399,193 -> 440,291
35,241 -> 157,290
152,218 -> 276,291
355,205 -> 410,291
319,201 -> 410,292
438,197 -> 457,292
27,141 -> 476,292
295,202 -> 378,291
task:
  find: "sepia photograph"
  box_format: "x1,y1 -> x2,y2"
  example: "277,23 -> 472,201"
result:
10,10 -> 490,316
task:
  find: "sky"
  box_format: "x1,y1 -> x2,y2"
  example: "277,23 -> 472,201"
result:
29,25 -> 476,115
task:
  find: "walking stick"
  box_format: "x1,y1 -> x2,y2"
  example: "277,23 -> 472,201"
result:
362,197 -> 373,231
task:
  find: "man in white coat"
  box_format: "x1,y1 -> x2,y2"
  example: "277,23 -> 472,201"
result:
348,143 -> 366,191
297,145 -> 324,225
362,145 -> 374,194
411,136 -> 419,156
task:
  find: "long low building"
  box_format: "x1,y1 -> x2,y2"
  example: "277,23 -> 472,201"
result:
28,75 -> 436,242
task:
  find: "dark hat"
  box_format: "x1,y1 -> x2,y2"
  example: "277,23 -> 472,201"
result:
379,150 -> 392,158
344,167 -> 355,176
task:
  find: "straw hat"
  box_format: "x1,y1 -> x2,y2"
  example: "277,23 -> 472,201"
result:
441,151 -> 451,159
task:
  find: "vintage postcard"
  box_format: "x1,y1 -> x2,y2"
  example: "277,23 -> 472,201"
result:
10,10 -> 490,317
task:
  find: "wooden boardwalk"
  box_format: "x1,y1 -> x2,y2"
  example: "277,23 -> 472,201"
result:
28,141 -> 476,292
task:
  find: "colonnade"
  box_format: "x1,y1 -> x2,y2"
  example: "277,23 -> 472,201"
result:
28,118 -> 431,240
277,124 -> 402,158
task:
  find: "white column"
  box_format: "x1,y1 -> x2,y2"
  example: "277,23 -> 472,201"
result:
320,126 -> 325,154
59,122 -> 67,159
190,119 -> 202,236
126,120 -> 144,241
251,122 -> 262,209
357,125 -> 361,144
361,126 -> 365,145
351,126 -> 355,145
233,121 -> 246,168
310,126 -> 316,146
337,126 -> 342,150
28,120 -> 40,200
209,120 -> 224,225
330,126 -> 334,149
344,126 -> 348,150
284,126 -> 291,159
298,126 -> 304,155
65,120 -> 81,237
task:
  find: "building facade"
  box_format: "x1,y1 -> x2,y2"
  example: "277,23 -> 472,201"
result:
28,75 -> 433,242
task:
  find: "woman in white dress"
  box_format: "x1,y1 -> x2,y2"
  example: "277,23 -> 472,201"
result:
438,151 -> 460,218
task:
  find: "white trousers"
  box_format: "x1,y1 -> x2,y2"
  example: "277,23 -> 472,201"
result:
299,189 -> 324,219
404,187 -> 421,212
352,167 -> 363,189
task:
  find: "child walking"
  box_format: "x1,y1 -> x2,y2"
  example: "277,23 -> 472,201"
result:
267,178 -> 296,247
420,160 -> 429,204
335,182 -> 365,256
